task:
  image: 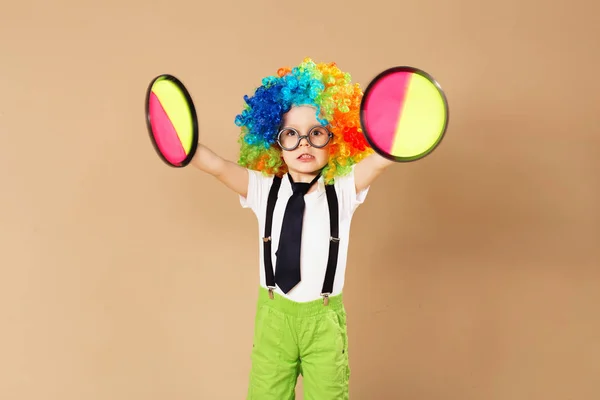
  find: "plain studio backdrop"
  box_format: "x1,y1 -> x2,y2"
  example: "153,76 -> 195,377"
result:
1,0 -> 599,399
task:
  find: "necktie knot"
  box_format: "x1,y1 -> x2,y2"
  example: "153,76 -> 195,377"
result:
289,173 -> 320,195
292,182 -> 311,195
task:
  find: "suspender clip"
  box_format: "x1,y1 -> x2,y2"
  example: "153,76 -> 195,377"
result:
321,293 -> 330,306
330,236 -> 340,243
268,286 -> 275,299
263,236 -> 271,242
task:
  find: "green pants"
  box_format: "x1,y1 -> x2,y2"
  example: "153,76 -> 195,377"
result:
247,287 -> 350,399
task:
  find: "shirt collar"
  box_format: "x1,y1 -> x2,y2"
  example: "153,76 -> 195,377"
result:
282,173 -> 325,197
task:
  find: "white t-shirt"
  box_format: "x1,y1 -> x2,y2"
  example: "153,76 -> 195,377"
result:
239,166 -> 369,303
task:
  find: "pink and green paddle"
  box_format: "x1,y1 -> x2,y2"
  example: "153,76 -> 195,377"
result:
360,66 -> 449,162
145,74 -> 199,167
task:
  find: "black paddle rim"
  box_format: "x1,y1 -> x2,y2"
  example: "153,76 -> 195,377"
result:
145,74 -> 199,168
359,66 -> 449,163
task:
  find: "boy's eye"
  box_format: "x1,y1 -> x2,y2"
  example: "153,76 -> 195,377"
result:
311,127 -> 328,136
280,129 -> 297,136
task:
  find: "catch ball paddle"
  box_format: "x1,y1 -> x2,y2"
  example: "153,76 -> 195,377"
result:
360,66 -> 449,162
145,74 -> 199,167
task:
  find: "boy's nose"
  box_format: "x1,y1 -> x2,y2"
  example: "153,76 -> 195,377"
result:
299,137 -> 310,146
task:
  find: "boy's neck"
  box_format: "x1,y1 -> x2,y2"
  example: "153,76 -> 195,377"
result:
288,170 -> 321,184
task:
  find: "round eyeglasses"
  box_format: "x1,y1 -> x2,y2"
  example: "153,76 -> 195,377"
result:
277,126 -> 333,151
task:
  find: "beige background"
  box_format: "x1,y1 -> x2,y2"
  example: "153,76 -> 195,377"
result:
2,0 -> 599,399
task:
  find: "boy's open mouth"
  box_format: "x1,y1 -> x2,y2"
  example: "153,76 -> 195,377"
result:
298,153 -> 314,160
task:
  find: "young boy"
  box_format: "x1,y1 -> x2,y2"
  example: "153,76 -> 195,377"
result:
191,58 -> 393,399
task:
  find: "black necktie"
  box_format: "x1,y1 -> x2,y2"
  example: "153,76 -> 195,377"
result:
275,173 -> 321,293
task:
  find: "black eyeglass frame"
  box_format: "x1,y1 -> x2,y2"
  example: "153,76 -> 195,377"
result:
276,126 -> 333,151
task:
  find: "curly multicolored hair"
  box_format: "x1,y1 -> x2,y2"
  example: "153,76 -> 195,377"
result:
234,57 -> 373,184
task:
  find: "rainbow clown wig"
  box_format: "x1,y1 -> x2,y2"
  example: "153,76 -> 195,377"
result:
234,57 -> 373,184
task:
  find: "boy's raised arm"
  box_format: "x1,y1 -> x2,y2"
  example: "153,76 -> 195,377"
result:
191,144 -> 249,198
353,152 -> 394,193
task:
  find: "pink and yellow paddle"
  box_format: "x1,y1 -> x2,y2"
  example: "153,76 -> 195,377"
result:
360,66 -> 448,162
145,74 -> 198,167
